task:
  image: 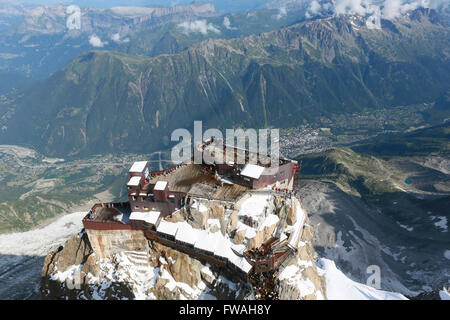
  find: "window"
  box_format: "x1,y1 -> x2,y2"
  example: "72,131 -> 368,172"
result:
144,207 -> 149,211
132,196 -> 137,201
169,197 -> 175,204
135,206 -> 139,209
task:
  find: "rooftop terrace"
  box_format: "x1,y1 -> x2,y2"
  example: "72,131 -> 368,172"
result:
145,163 -> 249,201
90,203 -> 131,224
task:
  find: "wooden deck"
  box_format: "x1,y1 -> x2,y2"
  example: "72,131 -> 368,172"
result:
145,163 -> 249,201
145,164 -> 214,192
92,204 -> 130,223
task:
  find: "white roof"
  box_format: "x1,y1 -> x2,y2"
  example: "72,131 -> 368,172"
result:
147,211 -> 161,225
175,222 -> 198,245
157,220 -> 179,236
231,243 -> 246,256
213,233 -> 232,259
129,211 -> 160,225
154,180 -> 168,191
127,176 -> 142,187
150,218 -> 252,273
240,164 -> 265,180
129,161 -> 148,173
194,230 -> 218,253
229,251 -> 253,274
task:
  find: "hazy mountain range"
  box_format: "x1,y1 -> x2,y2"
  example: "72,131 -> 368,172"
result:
0,1 -> 309,93
0,7 -> 448,157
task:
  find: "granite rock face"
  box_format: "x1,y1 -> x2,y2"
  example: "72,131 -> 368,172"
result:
40,230 -> 249,300
276,216 -> 327,300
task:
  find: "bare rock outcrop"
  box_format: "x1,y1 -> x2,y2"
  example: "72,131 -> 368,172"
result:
247,222 -> 278,250
276,217 -> 327,300
40,229 -> 248,300
233,229 -> 246,244
287,206 -> 296,226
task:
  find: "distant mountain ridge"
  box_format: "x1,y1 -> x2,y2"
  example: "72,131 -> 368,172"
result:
0,1 -> 217,35
0,1 -> 305,93
0,8 -> 448,157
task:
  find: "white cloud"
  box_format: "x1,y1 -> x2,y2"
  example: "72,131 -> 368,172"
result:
111,33 -> 120,42
302,0 -> 449,29
381,0 -> 404,19
110,33 -> 130,44
178,20 -> 221,35
89,34 -> 106,47
366,6 -> 382,29
310,0 -> 322,14
275,6 -> 288,20
334,0 -> 373,16
307,0 -> 325,17
223,16 -> 237,30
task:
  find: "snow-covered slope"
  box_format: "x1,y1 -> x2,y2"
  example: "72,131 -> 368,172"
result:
439,288 -> 450,300
0,212 -> 86,256
317,258 -> 408,300
0,212 -> 86,299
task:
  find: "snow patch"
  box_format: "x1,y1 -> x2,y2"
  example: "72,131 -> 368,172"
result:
237,193 -> 271,219
316,258 -> 408,300
278,263 -> 316,298
439,287 -> 450,300
444,250 -> 450,260
0,211 -> 86,256
431,216 -> 448,232
397,222 -> 414,232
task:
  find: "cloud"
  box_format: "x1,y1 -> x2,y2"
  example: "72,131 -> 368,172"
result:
366,5 -> 382,29
223,16 -> 237,30
306,0 -> 324,18
89,34 -> 106,47
309,0 -> 322,14
178,20 -> 221,35
333,0 -> 382,29
275,7 -> 288,20
302,0 -> 449,28
111,33 -> 130,44
111,33 -> 120,42
381,0 -> 404,19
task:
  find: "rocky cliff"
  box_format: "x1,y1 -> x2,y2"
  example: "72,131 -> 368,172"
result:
40,229 -> 252,300
276,221 -> 327,300
40,216 -> 326,300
